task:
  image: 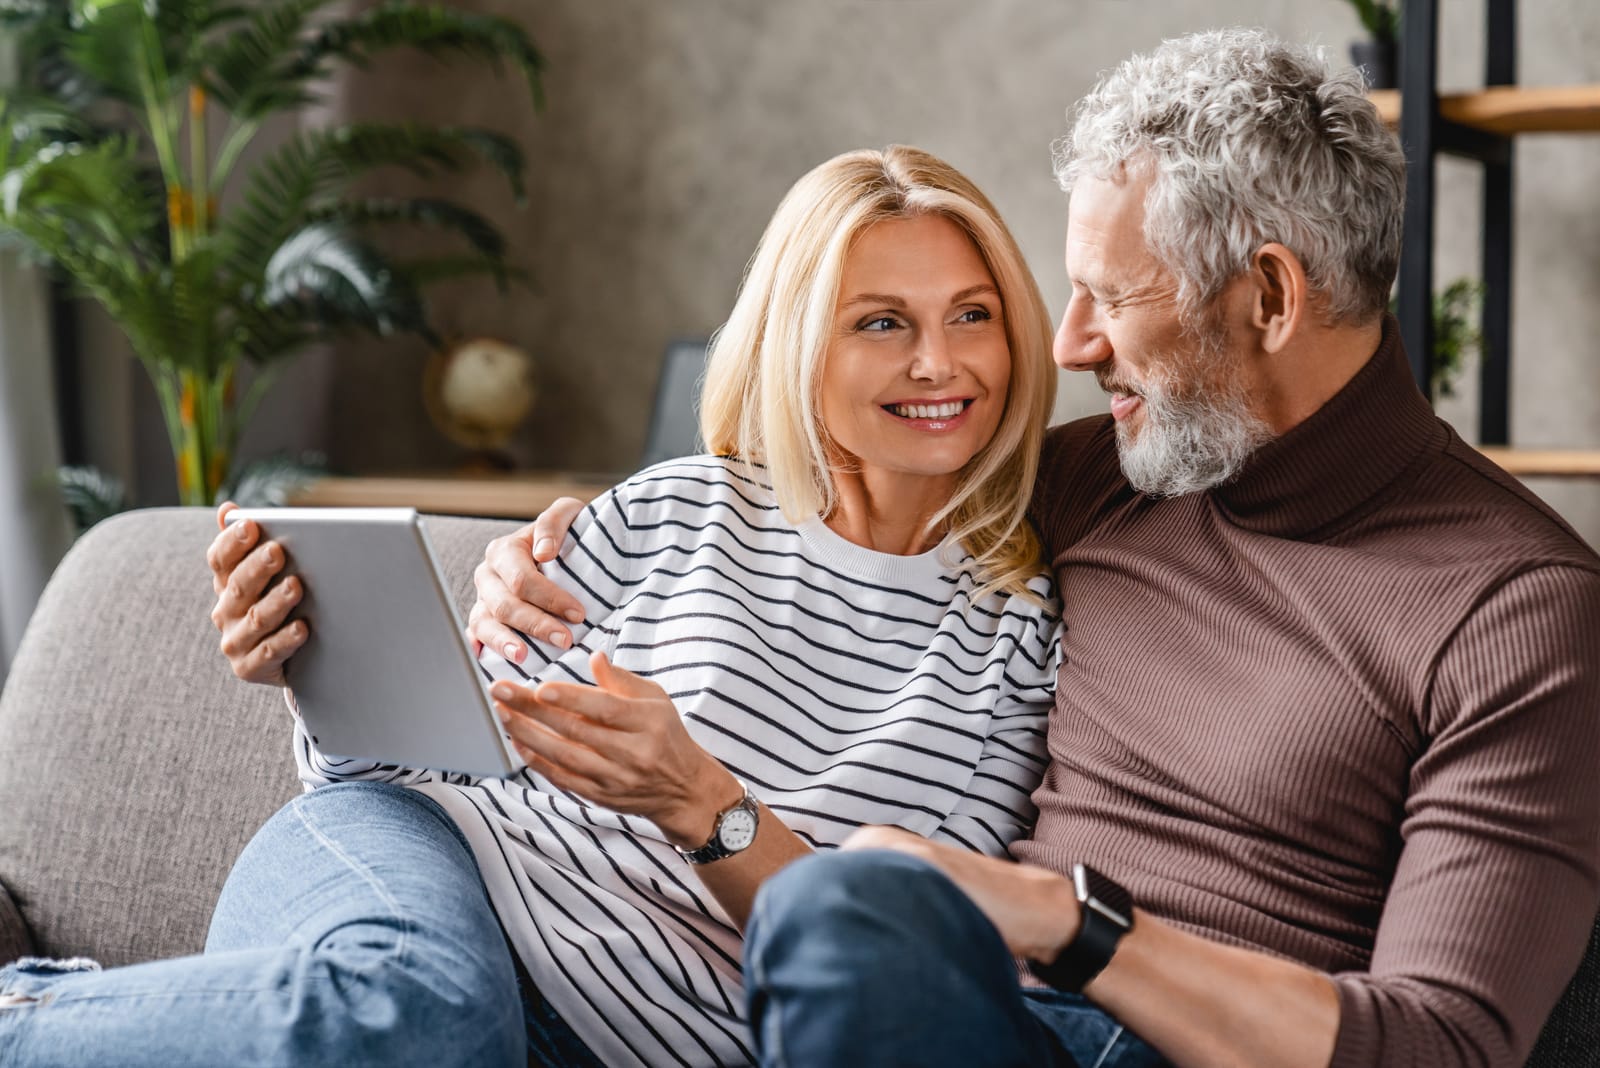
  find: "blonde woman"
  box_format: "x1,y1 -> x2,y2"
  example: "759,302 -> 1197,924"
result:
0,146 -> 1059,1068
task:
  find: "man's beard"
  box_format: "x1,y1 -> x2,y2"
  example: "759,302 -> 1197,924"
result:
1101,329 -> 1274,498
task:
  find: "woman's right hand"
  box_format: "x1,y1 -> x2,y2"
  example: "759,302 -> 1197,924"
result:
467,496 -> 589,663
207,500 -> 307,687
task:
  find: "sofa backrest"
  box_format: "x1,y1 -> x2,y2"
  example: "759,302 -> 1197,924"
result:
0,506 -> 519,966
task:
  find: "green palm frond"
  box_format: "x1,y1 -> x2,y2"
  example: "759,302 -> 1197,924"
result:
202,0 -> 336,118
58,1 -> 152,105
221,450 -> 328,507
312,196 -> 509,278
1,90 -> 97,152
1,135 -> 162,263
221,122 -> 523,283
56,464 -> 128,534
262,222 -> 431,340
298,2 -> 543,107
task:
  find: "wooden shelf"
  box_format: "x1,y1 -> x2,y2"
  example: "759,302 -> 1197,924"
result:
1478,448 -> 1600,478
1370,85 -> 1600,134
288,472 -> 613,518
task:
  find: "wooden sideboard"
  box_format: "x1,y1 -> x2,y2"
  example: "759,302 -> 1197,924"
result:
288,472 -> 613,519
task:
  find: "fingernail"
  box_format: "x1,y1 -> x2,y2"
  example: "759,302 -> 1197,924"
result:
235,521 -> 250,541
534,537 -> 555,557
563,608 -> 584,624
503,642 -> 522,662
492,682 -> 515,701
551,631 -> 571,650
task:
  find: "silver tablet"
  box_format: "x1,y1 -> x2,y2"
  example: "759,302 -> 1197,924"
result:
226,507 -> 526,778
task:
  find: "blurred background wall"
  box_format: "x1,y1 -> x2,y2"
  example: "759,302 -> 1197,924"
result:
68,0 -> 1600,543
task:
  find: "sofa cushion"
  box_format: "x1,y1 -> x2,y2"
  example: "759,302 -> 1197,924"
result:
0,507 -> 520,966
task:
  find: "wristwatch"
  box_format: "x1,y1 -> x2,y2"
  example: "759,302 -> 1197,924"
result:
675,782 -> 760,865
1027,863 -> 1134,992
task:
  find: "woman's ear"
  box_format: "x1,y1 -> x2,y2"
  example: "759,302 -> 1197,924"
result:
1248,243 -> 1307,354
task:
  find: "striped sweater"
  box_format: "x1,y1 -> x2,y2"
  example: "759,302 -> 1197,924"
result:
293,456 -> 1060,1067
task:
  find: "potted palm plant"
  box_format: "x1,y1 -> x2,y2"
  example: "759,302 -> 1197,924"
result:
0,0 -> 542,506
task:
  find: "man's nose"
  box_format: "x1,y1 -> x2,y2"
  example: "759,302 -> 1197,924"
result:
1053,296 -> 1111,371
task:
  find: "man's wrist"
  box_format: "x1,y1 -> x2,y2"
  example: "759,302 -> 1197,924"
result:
1032,870 -> 1082,964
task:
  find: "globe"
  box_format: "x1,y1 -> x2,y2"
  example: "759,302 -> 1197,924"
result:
423,337 -> 537,467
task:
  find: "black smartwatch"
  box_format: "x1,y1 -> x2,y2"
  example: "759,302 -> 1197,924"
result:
1027,863 -> 1134,992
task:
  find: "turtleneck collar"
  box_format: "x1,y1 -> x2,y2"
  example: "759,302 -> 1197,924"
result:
1210,315 -> 1447,539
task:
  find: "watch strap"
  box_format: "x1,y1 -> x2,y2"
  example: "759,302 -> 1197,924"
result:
1027,863 -> 1133,992
676,783 -> 758,865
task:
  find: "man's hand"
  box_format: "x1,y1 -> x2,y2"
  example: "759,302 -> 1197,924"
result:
490,650 -> 741,848
842,826 -> 1080,964
467,496 -> 588,661
206,500 -> 307,687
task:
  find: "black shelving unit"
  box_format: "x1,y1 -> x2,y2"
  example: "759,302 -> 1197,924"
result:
1395,0 -> 1516,445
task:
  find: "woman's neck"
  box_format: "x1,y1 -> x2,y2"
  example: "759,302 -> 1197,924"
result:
822,469 -> 955,556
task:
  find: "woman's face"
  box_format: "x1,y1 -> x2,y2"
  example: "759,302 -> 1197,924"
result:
819,214 -> 1011,498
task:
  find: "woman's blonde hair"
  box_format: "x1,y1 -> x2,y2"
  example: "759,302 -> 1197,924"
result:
700,145 -> 1056,601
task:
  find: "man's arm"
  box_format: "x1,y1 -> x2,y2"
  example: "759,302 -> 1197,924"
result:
851,564 -> 1600,1068
844,827 -> 1340,1068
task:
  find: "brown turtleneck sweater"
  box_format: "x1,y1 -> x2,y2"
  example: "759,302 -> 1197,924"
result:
1019,319 -> 1600,1067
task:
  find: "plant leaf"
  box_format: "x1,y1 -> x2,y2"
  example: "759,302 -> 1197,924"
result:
297,2 -> 544,108
262,221 -> 429,339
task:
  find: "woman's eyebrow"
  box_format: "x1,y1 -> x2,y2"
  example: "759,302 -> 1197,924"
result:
950,284 -> 1000,303
839,293 -> 908,310
840,284 -> 999,310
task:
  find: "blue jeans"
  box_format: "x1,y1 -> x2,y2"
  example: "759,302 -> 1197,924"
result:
0,781 -> 598,1068
744,850 -> 1168,1068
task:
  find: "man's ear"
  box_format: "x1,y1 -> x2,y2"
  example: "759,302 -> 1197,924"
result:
1247,243 -> 1307,354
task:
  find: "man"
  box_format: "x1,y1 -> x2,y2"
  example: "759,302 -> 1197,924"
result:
468,29 -> 1600,1067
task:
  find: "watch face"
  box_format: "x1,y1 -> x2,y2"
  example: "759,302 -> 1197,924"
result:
717,807 -> 758,852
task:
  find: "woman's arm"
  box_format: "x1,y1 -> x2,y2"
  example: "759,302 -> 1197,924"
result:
492,651 -> 811,929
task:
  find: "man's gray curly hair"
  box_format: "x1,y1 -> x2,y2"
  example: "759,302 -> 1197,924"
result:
1054,27 -> 1405,327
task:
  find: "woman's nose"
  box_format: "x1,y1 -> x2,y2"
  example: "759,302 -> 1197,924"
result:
1053,296 -> 1111,371
909,329 -> 957,383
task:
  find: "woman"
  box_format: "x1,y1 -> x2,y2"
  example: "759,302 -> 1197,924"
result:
0,146 -> 1059,1067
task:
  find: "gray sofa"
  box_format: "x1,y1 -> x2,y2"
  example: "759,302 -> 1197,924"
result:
0,507 -> 1595,1065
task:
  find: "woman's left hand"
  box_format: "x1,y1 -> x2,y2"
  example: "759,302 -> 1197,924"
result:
490,651 -> 743,849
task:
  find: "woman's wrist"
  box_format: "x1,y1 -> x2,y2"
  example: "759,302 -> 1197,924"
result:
656,761 -> 746,850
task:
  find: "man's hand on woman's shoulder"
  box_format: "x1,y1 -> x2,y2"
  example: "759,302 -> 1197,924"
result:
467,496 -> 589,661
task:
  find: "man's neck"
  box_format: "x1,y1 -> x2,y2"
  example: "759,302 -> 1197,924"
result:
1251,317 -> 1386,435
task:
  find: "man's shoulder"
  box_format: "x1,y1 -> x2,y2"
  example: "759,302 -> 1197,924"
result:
1408,431 -> 1600,573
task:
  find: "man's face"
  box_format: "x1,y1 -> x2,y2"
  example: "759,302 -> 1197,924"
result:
1052,174 -> 1271,497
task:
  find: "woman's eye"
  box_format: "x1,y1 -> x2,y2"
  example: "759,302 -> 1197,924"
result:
859,316 -> 901,332
955,308 -> 993,324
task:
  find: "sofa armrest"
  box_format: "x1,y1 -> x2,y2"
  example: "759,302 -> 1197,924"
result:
0,877 -> 35,964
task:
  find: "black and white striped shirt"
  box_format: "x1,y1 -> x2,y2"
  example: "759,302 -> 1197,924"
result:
294,456 -> 1060,1067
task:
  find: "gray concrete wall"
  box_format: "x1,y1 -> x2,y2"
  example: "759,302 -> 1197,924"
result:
90,0 -> 1600,544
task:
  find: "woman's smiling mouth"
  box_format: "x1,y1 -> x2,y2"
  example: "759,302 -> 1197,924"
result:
881,398 -> 975,426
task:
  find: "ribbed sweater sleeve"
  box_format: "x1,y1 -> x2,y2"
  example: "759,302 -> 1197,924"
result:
1331,566 -> 1600,1068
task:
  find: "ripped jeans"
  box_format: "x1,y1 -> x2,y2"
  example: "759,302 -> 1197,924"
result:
0,781 -> 552,1068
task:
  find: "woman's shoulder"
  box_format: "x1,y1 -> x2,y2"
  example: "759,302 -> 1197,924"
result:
610,455 -> 782,526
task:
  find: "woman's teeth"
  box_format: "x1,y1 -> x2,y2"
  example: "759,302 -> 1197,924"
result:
888,401 -> 965,419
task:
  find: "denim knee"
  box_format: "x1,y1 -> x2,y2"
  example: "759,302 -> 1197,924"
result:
748,848 -> 1002,984
302,925 -> 523,1066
